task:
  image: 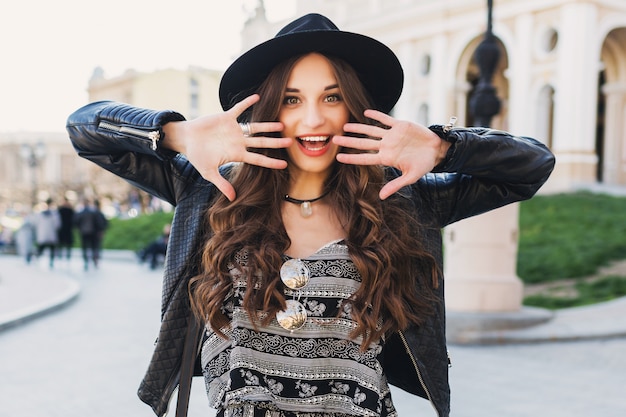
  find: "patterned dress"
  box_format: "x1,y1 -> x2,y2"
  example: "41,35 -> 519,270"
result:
201,240 -> 397,417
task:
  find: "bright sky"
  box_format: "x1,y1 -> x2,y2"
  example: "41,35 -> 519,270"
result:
0,0 -> 296,133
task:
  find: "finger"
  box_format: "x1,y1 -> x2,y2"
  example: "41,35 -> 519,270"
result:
363,109 -> 396,126
245,136 -> 292,149
247,121 -> 284,136
380,167 -> 427,199
207,173 -> 237,202
242,152 -> 289,170
379,177 -> 411,200
342,123 -> 386,138
332,135 -> 380,151
335,152 -> 380,166
229,94 -> 260,117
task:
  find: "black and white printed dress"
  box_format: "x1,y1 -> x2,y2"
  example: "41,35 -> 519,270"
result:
201,240 -> 397,417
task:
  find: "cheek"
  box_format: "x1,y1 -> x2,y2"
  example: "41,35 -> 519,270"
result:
278,111 -> 296,134
335,108 -> 350,128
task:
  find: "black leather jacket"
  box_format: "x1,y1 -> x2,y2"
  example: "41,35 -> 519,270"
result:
66,101 -> 555,417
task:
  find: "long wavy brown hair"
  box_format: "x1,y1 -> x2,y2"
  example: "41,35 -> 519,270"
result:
189,53 -> 440,349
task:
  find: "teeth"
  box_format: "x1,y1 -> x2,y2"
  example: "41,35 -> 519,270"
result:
299,136 -> 328,142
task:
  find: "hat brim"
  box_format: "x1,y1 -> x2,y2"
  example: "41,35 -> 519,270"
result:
219,30 -> 404,114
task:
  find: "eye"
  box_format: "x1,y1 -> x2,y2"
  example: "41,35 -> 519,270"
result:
325,93 -> 342,103
283,96 -> 300,105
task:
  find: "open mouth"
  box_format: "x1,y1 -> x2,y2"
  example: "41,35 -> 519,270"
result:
297,135 -> 331,151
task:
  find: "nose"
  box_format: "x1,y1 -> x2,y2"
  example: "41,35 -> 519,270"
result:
303,102 -> 324,128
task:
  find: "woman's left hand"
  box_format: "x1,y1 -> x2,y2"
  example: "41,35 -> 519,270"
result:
333,109 -> 450,200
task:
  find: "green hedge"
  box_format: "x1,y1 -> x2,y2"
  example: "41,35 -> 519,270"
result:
524,275 -> 626,309
101,211 -> 174,251
518,191 -> 626,283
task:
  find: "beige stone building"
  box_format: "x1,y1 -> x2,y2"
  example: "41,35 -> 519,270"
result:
0,131 -> 87,214
88,66 -> 223,121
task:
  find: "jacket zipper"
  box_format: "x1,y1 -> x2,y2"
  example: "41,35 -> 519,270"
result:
442,116 -> 457,133
397,330 -> 439,414
99,121 -> 160,150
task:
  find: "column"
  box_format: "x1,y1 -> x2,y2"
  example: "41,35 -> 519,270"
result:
444,204 -> 523,312
601,83 -> 626,184
551,2 -> 600,185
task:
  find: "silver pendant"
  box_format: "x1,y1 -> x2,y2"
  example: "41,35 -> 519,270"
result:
280,258 -> 310,290
276,299 -> 308,331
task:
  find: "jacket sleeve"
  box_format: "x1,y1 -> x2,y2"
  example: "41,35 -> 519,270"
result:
65,101 -> 195,206
417,126 -> 556,227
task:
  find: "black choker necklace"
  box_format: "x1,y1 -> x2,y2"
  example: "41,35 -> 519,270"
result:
284,191 -> 329,218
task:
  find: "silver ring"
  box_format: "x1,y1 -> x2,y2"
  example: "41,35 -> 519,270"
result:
239,122 -> 251,137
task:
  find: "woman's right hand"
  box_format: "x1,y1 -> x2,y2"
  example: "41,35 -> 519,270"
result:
161,94 -> 291,201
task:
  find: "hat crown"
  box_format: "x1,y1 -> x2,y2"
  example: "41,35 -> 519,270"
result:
219,13 -> 403,113
276,13 -> 339,37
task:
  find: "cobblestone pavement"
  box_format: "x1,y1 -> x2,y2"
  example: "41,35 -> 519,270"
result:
0,256 -> 625,417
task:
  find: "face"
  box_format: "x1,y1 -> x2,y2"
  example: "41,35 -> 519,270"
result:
279,53 -> 350,178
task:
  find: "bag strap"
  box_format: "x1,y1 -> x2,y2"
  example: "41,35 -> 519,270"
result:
176,314 -> 200,417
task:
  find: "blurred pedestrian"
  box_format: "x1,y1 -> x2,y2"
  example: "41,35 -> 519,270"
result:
34,198 -> 61,268
0,225 -> 11,253
93,199 -> 108,264
15,209 -> 36,263
57,196 -> 75,260
138,223 -> 170,269
75,199 -> 108,270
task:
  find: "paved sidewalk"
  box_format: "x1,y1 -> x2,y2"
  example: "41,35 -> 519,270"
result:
447,299 -> 626,344
2,252 -> 626,344
0,251 -> 133,331
0,255 -> 80,331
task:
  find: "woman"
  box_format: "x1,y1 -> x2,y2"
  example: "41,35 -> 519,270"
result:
67,13 -> 554,417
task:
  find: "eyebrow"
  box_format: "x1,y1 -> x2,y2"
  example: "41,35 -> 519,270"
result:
285,84 -> 340,93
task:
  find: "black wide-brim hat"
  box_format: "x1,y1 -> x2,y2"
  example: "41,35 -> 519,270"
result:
219,13 -> 404,114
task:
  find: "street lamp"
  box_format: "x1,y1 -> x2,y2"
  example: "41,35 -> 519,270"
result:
445,0 -> 528,320
19,141 -> 46,205
468,0 -> 501,127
